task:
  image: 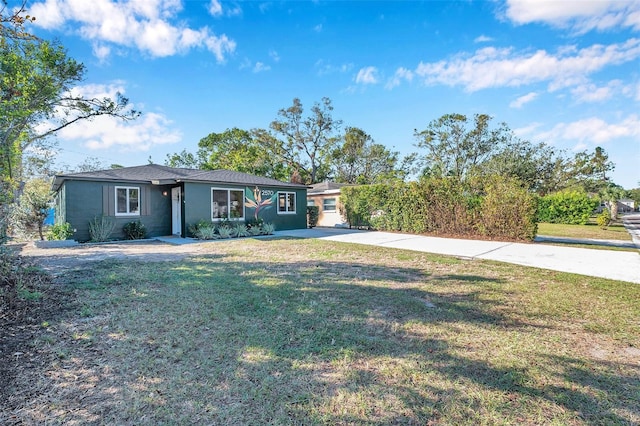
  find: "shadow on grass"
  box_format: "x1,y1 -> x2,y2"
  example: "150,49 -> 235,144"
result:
9,252 -> 639,425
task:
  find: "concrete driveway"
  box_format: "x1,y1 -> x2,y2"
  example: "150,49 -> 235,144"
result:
275,227 -> 640,284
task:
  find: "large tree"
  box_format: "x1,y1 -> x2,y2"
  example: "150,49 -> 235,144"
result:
331,126 -> 401,184
1,2 -> 138,239
478,138 -> 569,195
568,147 -> 615,193
257,97 -> 342,184
165,128 -> 291,181
414,113 -> 509,181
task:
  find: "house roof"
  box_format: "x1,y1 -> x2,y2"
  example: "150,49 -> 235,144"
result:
307,181 -> 348,194
53,164 -> 308,191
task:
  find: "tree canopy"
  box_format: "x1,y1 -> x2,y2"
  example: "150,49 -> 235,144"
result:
414,113 -> 509,181
166,128 -> 291,181
331,127 -> 403,184
260,97 -> 342,184
1,2 -> 139,241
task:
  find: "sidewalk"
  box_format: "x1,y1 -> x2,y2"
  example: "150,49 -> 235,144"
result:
275,228 -> 640,284
622,212 -> 640,249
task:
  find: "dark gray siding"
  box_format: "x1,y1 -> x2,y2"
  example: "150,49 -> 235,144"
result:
62,180 -> 172,241
183,183 -> 307,235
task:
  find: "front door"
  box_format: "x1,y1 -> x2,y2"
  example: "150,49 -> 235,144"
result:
171,187 -> 181,235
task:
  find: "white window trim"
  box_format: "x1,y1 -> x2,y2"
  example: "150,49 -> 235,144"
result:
323,198 -> 337,212
278,191 -> 297,215
211,187 -> 245,221
115,186 -> 140,216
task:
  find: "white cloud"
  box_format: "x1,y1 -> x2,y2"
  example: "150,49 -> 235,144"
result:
78,112 -> 182,151
513,122 -> 543,138
28,0 -> 236,60
314,24 -> 323,33
208,0 -> 223,16
504,0 -> 640,33
536,115 -> 640,145
474,35 -> 493,43
207,0 -> 241,17
355,66 -> 379,85
315,60 -> 353,76
622,82 -> 640,101
39,83 -> 182,152
571,80 -> 623,103
413,38 -> 640,92
92,43 -> 111,62
509,91 -> 538,108
269,50 -> 280,62
253,62 -> 271,73
385,67 -> 414,89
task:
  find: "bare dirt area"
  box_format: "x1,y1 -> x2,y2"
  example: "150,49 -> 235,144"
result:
19,240 -> 214,274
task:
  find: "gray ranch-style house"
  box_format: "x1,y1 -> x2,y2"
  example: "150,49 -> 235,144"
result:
52,164 -> 308,241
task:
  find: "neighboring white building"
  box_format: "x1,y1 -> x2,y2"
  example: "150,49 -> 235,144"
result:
307,182 -> 350,227
619,198 -> 635,213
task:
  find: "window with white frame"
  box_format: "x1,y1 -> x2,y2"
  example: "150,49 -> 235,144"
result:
307,199 -> 315,207
322,198 -> 337,212
212,188 -> 244,220
115,186 -> 140,216
278,191 -> 296,214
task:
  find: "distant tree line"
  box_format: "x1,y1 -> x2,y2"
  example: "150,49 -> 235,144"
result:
166,98 -> 623,199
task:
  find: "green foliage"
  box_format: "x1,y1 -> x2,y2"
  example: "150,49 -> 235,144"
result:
306,206 -> 319,228
217,226 -> 233,239
234,223 -> 250,238
415,113 -> 507,181
10,178 -> 53,240
190,219 -> 275,239
537,190 -> 598,224
122,220 -> 147,240
339,184 -> 389,229
477,175 -> 538,241
262,223 -> 275,235
597,209 -> 611,229
248,226 -> 263,236
88,216 -> 115,242
340,176 -> 538,241
47,222 -> 73,240
262,97 -> 342,184
332,127 -> 402,184
629,188 -> 640,208
0,245 -> 46,309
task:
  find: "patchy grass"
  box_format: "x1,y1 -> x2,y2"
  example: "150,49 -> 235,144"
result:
537,222 -> 632,241
5,238 -> 640,425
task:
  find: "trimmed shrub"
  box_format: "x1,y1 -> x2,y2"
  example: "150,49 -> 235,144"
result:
537,190 -> 598,224
123,220 -> 147,240
340,184 -> 389,229
47,222 -> 73,240
339,175 -> 538,241
477,175 -> 538,241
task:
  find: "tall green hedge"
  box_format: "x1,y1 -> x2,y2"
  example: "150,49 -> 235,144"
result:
537,190 -> 598,224
339,175 -> 538,241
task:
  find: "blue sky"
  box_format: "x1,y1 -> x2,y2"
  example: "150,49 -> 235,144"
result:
21,0 -> 640,188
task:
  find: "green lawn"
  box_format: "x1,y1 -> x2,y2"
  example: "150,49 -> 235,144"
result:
537,221 -> 632,241
20,239 -> 640,424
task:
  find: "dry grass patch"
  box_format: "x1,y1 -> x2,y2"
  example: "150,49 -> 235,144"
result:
4,238 -> 639,425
